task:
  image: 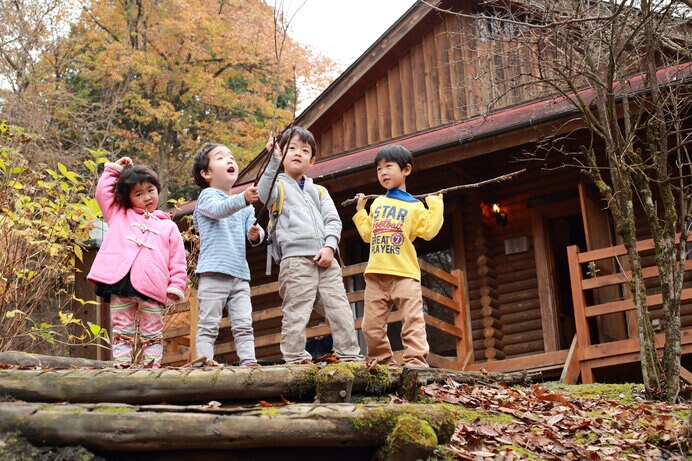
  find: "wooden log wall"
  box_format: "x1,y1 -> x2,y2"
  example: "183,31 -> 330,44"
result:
312,13 -> 546,159
476,224 -> 504,362
462,193 -> 485,363
461,156 -> 585,362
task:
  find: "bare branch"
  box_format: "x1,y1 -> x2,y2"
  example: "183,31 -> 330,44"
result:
340,169 -> 526,207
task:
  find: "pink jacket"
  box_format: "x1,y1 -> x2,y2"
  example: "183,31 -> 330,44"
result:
87,163 -> 187,304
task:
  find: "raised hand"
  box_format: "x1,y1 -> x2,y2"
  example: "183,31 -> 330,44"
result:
354,193 -> 368,212
115,157 -> 133,168
244,185 -> 259,204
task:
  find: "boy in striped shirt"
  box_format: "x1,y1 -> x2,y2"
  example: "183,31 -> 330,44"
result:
191,144 -> 263,366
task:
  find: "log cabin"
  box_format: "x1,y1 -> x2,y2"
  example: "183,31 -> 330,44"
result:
76,0 -> 692,384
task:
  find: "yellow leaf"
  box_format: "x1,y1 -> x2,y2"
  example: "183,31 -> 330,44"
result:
74,244 -> 84,262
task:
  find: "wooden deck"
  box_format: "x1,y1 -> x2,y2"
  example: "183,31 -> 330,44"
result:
162,259 -> 470,369
161,234 -> 692,384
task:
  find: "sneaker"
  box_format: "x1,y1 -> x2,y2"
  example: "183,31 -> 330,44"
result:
283,358 -> 313,365
314,353 -> 340,364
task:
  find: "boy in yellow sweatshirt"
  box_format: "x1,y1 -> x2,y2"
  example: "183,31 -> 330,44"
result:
353,145 -> 444,367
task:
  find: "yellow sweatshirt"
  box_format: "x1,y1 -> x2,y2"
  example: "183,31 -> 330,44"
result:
353,190 -> 444,281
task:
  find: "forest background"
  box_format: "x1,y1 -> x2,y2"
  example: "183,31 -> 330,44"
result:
0,0 -> 343,354
0,0 -> 339,203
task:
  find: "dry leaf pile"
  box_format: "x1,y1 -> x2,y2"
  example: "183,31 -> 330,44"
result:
423,381 -> 690,461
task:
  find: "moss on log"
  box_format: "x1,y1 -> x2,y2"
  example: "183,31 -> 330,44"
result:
0,363 -> 399,404
0,401 -> 458,451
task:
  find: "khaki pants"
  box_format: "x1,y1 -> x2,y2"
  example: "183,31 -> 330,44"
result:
278,257 -> 362,363
362,273 -> 429,367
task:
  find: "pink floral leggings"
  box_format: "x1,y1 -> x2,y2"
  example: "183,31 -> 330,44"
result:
110,295 -> 164,368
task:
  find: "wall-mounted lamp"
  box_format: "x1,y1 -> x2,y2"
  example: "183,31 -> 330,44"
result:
492,203 -> 508,226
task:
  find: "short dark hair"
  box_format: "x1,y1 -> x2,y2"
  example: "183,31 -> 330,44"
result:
374,144 -> 412,170
114,165 -> 161,208
278,126 -> 317,158
191,143 -> 223,189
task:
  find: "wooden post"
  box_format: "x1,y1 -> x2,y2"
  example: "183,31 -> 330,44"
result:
566,245 -> 593,384
188,291 -> 199,362
98,298 -> 111,361
560,335 -> 581,384
451,269 -> 471,368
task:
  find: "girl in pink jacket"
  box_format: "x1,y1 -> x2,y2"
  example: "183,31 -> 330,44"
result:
87,157 -> 187,369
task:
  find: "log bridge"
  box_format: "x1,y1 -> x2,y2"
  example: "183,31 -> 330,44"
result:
0,356 -> 533,459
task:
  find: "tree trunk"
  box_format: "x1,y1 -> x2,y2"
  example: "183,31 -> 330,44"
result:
0,351 -> 111,369
0,401 -> 457,451
624,224 -> 662,398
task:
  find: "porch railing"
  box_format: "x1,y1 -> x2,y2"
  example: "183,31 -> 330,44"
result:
565,234 -> 692,384
163,259 -> 470,369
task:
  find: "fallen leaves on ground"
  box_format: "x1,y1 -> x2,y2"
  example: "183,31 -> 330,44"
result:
423,380 -> 690,460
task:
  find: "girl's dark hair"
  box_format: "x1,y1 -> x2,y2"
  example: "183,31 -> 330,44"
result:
114,165 -> 161,208
191,143 -> 224,189
374,144 -> 413,170
278,126 -> 317,157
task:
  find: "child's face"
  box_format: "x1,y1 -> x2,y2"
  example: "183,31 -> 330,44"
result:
376,159 -> 411,190
282,135 -> 315,180
129,181 -> 159,212
201,146 -> 239,191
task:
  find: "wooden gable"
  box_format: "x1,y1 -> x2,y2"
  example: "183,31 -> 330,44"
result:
297,0 -> 541,159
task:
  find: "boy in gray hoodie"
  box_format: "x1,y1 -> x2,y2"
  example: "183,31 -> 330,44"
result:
259,127 -> 362,364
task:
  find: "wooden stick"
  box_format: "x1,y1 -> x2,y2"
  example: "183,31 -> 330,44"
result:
340,168 -> 526,207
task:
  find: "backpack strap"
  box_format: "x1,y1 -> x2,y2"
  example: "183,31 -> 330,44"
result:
266,180 -> 285,276
315,184 -> 325,202
270,180 -> 285,221
272,181 -> 322,221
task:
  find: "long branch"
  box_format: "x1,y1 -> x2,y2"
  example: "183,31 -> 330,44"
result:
340,169 -> 526,207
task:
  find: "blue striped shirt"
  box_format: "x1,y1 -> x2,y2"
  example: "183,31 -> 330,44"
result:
193,188 -> 264,281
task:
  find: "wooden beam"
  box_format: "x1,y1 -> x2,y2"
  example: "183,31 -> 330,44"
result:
576,233 -> 692,264
421,287 -> 459,312
423,314 -> 464,338
581,329 -> 692,361
566,245 -> 594,384
581,259 -> 692,290
465,350 -> 568,374
559,335 -> 581,384
586,287 -> 692,318
419,259 -> 459,286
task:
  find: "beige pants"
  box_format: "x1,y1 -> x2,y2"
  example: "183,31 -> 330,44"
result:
362,273 -> 429,367
278,257 -> 362,363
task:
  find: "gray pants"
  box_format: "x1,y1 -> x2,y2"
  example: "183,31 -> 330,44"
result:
278,257 -> 362,363
196,273 -> 256,365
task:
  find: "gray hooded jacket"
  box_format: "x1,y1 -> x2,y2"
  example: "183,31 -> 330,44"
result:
258,155 -> 341,261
